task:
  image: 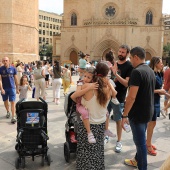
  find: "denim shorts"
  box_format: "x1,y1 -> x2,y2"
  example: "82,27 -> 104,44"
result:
107,101 -> 124,121
1,88 -> 16,101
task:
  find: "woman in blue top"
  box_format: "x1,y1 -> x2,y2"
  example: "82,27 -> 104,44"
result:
146,57 -> 166,156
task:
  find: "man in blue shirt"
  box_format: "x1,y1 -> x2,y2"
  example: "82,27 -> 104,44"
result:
0,57 -> 19,123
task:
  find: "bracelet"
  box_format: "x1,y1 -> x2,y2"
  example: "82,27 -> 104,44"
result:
122,115 -> 128,118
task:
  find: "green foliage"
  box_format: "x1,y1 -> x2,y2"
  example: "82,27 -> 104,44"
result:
163,43 -> 170,52
39,44 -> 53,57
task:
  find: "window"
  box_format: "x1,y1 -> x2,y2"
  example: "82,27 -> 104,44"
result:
56,26 -> 59,30
71,13 -> 77,26
43,30 -> 45,35
43,22 -> 45,27
50,24 -> 52,29
39,30 -> 42,34
46,23 -> 49,28
50,31 -> 52,36
53,25 -> 56,29
44,16 -> 46,20
47,31 -> 49,36
39,22 -> 42,27
146,11 -> 153,25
50,38 -> 52,43
39,37 -> 42,43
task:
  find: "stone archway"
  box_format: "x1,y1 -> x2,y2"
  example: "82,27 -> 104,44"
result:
70,50 -> 78,65
146,52 -> 152,61
93,39 -> 120,60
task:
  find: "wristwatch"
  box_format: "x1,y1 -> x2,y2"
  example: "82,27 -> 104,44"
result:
122,115 -> 128,118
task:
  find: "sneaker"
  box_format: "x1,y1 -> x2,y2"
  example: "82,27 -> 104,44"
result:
6,111 -> 10,118
88,132 -> 96,144
124,158 -> 137,167
115,141 -> 122,153
104,129 -> 116,138
160,109 -> 166,118
104,136 -> 109,145
11,117 -> 16,124
111,98 -> 120,105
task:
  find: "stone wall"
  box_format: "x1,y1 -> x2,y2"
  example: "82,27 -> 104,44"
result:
0,0 -> 39,63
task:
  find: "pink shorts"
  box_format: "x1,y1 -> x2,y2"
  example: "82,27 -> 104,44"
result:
76,97 -> 89,120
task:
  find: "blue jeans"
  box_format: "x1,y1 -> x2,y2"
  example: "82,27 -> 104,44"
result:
129,119 -> 147,170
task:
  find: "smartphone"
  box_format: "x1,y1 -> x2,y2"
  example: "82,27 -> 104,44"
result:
124,123 -> 131,133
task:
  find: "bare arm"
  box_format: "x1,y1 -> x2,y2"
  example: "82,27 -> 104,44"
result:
111,64 -> 129,87
0,75 -> 5,94
121,86 -> 139,130
14,74 -> 19,94
71,83 -> 98,102
108,82 -> 117,98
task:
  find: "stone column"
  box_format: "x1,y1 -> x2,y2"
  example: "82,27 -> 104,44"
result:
0,0 -> 39,63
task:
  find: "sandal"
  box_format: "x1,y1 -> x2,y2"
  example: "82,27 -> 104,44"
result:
88,132 -> 96,144
147,146 -> 157,156
124,158 -> 137,167
152,144 -> 157,150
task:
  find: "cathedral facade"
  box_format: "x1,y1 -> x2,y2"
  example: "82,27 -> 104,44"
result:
61,0 -> 164,65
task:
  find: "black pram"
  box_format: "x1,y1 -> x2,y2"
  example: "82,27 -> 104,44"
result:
15,98 -> 51,169
64,91 -> 80,162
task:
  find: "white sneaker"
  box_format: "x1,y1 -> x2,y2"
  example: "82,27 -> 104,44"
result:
160,109 -> 166,118
115,141 -> 122,153
104,136 -> 109,145
111,98 -> 119,105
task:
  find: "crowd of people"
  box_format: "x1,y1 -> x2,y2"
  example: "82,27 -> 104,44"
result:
0,44 -> 169,169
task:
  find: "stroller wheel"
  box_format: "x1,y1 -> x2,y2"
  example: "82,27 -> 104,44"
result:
21,157 -> 25,169
15,158 -> 20,169
47,154 -> 51,166
41,156 -> 44,166
15,143 -> 18,151
64,142 -> 70,163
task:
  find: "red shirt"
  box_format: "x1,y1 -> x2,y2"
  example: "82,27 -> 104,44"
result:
163,68 -> 170,91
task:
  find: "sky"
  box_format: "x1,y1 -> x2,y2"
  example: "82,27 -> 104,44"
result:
39,0 -> 170,14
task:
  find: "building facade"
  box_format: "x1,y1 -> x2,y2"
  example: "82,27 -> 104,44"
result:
163,15 -> 170,45
0,0 -> 39,63
39,10 -> 62,45
61,0 -> 164,65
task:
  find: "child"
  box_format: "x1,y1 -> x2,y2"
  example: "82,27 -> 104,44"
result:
78,52 -> 87,80
71,67 -> 117,143
105,50 -> 120,105
19,75 -> 32,100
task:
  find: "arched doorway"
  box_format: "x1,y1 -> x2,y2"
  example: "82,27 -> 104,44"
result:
70,51 -> 78,65
146,52 -> 152,61
102,48 -> 112,60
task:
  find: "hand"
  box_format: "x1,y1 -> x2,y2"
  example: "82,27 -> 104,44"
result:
1,88 -> 5,95
121,117 -> 129,131
158,89 -> 166,95
16,89 -> 19,94
89,82 -> 99,90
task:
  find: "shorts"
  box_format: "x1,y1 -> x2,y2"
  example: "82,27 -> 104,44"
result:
107,100 -> 124,121
45,74 -> 49,81
2,88 -> 16,102
164,90 -> 169,101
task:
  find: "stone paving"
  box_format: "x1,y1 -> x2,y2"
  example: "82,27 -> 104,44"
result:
0,75 -> 169,170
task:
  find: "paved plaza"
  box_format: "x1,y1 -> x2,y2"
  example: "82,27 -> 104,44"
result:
0,75 -> 169,170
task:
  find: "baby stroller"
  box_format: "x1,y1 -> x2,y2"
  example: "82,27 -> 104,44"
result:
64,91 -> 80,162
15,98 -> 51,169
